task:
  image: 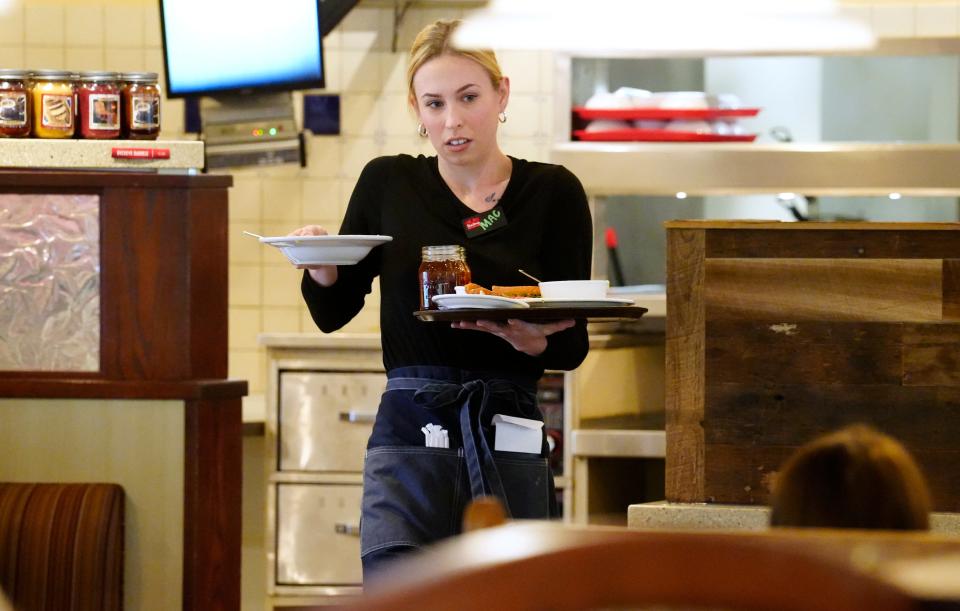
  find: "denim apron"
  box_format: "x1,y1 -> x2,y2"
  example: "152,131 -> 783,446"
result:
360,365 -> 555,576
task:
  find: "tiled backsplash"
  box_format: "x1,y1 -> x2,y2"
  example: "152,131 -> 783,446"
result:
840,2 -> 960,37
0,1 -> 556,393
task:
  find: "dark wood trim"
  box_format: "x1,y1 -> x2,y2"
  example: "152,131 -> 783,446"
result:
705,229 -> 960,259
943,260 -> 960,321
0,170 -> 231,189
665,229 -> 705,503
0,379 -> 247,400
183,397 -> 242,611
187,188 -> 229,379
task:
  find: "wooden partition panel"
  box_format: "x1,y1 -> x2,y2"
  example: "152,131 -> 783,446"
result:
0,171 -> 244,611
666,221 -> 960,511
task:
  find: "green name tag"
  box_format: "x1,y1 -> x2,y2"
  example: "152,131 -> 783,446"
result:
462,205 -> 508,238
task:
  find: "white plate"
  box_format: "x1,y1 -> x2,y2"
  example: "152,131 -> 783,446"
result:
259,234 -> 393,265
432,294 -> 531,310
524,297 -> 635,308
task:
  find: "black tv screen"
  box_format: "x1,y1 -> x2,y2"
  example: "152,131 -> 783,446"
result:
159,0 -> 325,98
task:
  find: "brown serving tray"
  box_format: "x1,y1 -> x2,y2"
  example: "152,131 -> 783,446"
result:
414,305 -> 648,322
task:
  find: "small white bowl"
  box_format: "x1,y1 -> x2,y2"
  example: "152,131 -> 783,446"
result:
538,280 -> 610,300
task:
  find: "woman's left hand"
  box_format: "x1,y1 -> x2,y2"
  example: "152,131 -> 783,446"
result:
451,318 -> 575,356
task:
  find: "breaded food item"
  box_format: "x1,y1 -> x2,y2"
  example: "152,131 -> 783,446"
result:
492,285 -> 541,298
464,282 -> 494,295
463,283 -> 541,298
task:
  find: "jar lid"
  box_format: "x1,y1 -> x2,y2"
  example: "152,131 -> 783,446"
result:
31,69 -> 73,81
121,72 -> 159,83
421,245 -> 465,256
0,69 -> 30,80
79,70 -> 120,82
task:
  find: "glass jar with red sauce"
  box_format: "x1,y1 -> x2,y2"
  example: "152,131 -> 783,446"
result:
120,72 -> 161,140
0,69 -> 31,138
77,71 -> 120,139
419,245 -> 471,310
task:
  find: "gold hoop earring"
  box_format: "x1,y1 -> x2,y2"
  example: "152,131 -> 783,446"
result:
418,123 -> 428,137
498,111 -> 507,124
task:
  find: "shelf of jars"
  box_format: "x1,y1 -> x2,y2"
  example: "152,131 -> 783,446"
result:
550,141 -> 960,197
0,138 -> 205,170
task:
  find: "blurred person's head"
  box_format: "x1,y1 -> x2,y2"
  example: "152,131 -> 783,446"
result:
770,424 -> 931,531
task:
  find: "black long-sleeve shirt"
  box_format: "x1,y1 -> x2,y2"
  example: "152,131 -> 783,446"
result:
302,154 -> 593,377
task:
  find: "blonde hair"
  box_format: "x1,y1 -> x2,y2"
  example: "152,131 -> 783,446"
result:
770,424 -> 932,531
407,19 -> 504,107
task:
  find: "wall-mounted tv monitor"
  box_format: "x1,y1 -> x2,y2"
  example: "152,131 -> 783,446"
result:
159,0 -> 324,98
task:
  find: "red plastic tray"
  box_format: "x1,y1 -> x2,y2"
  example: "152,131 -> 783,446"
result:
572,129 -> 757,143
572,107 -> 761,121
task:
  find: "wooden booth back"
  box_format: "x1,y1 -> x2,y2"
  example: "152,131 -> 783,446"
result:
0,483 -> 124,611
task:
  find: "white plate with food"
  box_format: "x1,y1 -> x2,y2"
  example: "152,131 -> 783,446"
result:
524,297 -> 635,308
258,234 -> 393,265
432,294 -> 530,310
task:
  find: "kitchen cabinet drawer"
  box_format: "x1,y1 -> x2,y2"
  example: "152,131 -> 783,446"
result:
276,483 -> 363,586
279,371 -> 386,472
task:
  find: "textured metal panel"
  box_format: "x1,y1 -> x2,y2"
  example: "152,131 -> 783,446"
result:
276,483 -> 363,585
278,371 -> 385,472
0,194 -> 99,371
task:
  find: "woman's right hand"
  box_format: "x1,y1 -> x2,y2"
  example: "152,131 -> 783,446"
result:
289,225 -> 338,287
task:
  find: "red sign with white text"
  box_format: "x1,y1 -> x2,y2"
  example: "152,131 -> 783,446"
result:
111,147 -> 170,159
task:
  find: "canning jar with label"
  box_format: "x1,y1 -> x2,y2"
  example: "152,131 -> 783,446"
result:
78,71 -> 120,139
0,69 -> 31,138
419,245 -> 471,310
31,69 -> 75,138
120,72 -> 161,140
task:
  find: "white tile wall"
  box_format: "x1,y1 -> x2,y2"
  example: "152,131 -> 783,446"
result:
24,5 -> 64,46
916,3 -> 960,36
262,265 -> 304,307
0,5 -> 24,45
229,307 -> 262,350
64,5 -> 103,46
104,5 -> 144,47
25,47 -> 64,69
65,47 -> 103,70
873,3 -> 917,36
262,307 -> 302,334
300,178 -> 341,223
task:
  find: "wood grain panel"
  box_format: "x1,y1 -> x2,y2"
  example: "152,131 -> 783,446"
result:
943,260 -> 960,320
666,229 -> 705,502
706,321 -> 903,385
0,379 -> 247,399
902,322 -> 960,386
703,383 -> 960,450
706,229 -> 960,259
669,224 -> 960,512
187,188 -> 228,379
703,444 -> 960,511
101,187 -> 191,379
704,259 -> 942,321
183,397 -> 242,611
0,170 -> 231,190
903,345 -> 960,386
